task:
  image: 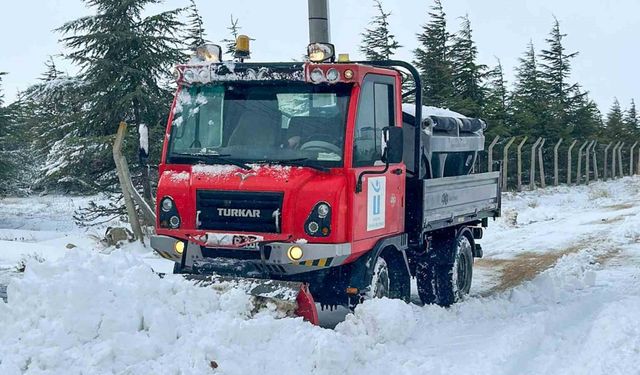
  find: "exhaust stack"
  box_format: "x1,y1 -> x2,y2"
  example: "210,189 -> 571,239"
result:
308,0 -> 331,44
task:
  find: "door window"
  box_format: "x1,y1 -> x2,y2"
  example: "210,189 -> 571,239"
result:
353,76 -> 395,167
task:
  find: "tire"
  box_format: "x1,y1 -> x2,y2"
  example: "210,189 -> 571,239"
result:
368,257 -> 390,299
417,233 -> 474,307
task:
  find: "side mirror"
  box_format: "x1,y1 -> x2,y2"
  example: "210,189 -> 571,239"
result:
382,126 -> 403,164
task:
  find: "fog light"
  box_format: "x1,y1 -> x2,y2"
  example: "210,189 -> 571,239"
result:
287,245 -> 304,261
174,241 -> 185,254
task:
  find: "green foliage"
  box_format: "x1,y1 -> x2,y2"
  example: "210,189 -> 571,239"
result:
605,99 -> 627,142
413,0 -> 453,108
508,42 -> 548,138
624,99 -> 639,138
483,60 -> 509,138
185,0 -> 207,51
449,15 -> 486,117
221,15 -> 241,57
360,0 -> 401,61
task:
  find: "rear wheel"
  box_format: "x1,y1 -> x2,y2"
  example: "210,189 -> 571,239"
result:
417,233 -> 474,307
369,257 -> 390,298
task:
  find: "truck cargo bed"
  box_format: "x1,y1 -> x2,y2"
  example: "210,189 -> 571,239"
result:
422,171 -> 501,231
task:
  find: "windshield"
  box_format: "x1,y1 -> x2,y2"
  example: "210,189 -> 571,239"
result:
168,82 -> 352,168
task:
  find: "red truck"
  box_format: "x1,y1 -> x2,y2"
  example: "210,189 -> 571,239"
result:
150,4 -> 501,324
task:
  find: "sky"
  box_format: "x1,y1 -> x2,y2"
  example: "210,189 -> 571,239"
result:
0,0 -> 638,113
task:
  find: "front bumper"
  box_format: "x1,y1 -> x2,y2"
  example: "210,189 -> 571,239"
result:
150,235 -> 352,276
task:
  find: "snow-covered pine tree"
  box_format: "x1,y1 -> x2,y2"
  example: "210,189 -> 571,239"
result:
508,42 -> 548,138
0,72 -> 13,194
221,15 -> 241,58
624,99 -> 639,139
55,0 -> 185,194
483,60 -> 509,138
539,18 -> 584,140
185,0 -> 207,51
604,99 -> 626,142
449,14 -> 486,118
17,60 -> 87,193
413,0 -> 454,108
359,0 -> 401,61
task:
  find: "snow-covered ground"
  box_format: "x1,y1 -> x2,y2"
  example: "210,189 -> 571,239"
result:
1,178 -> 639,374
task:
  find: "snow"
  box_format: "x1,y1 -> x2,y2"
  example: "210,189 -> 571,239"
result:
191,164 -> 239,177
138,123 -> 148,155
402,103 -> 467,119
1,178 -> 640,374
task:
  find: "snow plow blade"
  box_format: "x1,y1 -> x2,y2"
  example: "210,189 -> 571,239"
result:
183,275 -> 319,325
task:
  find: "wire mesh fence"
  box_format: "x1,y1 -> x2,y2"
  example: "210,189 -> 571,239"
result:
475,136 -> 640,191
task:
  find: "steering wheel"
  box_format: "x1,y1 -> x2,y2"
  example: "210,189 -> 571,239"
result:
300,141 -> 342,155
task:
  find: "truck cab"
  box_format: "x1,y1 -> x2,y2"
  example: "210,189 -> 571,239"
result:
151,42 -> 500,309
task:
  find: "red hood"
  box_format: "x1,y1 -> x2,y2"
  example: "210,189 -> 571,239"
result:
157,164 -> 349,243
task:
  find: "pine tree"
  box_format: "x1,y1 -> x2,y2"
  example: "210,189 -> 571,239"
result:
185,0 -> 207,50
221,15 -> 241,57
539,18 -> 583,139
40,56 -> 64,82
483,60 -> 509,137
567,88 -> 602,140
55,0 -> 185,193
449,15 -> 486,117
359,0 -> 401,61
508,42 -> 548,138
413,0 -> 453,108
624,99 -> 639,139
0,72 -> 13,194
605,99 -> 626,142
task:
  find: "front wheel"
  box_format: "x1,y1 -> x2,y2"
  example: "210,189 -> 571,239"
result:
416,233 -> 474,307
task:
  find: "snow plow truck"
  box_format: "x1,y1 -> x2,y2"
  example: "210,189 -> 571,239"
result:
150,0 -> 501,325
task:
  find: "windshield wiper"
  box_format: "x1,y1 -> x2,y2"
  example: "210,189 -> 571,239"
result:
268,158 -> 329,172
173,153 -> 252,170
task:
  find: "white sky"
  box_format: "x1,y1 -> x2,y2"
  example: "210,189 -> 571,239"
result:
1,0 -> 638,112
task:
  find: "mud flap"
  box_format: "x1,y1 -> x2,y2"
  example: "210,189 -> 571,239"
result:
183,275 -> 319,325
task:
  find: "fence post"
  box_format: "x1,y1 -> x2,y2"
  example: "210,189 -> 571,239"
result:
530,137 -> 542,190
585,141 -> 595,184
553,138 -> 563,186
113,122 -> 144,243
637,144 -> 640,175
517,136 -> 528,192
611,142 -> 621,179
502,137 -> 516,190
592,142 -> 599,180
630,142 -> 638,176
567,140 -> 578,185
576,141 -> 589,185
603,142 -> 612,180
487,136 -> 500,172
618,142 -> 625,177
538,138 -> 547,188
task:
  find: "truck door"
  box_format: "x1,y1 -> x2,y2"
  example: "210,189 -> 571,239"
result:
351,74 -> 405,245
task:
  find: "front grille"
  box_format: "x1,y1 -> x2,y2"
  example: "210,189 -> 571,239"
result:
196,190 -> 283,233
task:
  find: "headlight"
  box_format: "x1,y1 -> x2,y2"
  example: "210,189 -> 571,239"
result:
310,68 -> 325,83
326,68 -> 340,82
161,198 -> 174,212
307,221 -> 319,234
169,216 -> 181,229
304,202 -> 331,237
317,203 -> 330,218
174,241 -> 185,254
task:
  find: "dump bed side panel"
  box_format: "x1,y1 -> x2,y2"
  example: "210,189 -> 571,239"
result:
422,171 -> 501,231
